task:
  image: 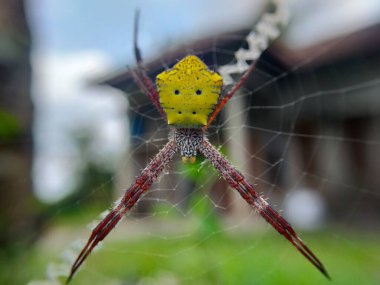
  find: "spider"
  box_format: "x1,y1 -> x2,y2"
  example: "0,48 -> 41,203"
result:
67,12 -> 329,283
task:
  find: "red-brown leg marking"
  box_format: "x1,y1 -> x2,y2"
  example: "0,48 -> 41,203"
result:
199,139 -> 329,279
131,9 -> 166,120
129,69 -> 166,120
67,139 -> 178,283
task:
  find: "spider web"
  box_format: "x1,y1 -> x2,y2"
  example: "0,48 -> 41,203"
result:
28,1 -> 380,285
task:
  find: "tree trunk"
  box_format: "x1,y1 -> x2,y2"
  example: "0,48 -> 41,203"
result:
0,0 -> 35,246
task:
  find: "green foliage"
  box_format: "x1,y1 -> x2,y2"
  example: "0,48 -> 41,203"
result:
0,110 -> 21,139
1,228 -> 380,285
179,157 -> 221,237
188,186 -> 221,238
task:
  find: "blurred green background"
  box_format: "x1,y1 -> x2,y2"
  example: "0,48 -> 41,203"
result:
1,204 -> 380,284
1,0 -> 380,284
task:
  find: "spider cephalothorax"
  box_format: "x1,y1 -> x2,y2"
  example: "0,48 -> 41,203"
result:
157,55 -> 223,127
67,14 -> 329,283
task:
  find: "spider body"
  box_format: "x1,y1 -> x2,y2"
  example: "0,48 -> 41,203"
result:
156,55 -> 222,127
67,19 -> 329,283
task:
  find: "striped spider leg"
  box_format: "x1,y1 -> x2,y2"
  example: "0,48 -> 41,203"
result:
199,139 -> 330,278
67,140 -> 178,283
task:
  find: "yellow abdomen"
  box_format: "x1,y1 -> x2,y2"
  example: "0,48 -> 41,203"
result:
156,55 -> 223,127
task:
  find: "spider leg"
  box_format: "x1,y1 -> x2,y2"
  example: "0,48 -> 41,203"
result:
199,139 -> 330,279
131,9 -> 166,120
129,68 -> 166,120
205,61 -> 256,129
133,9 -> 143,64
66,139 -> 178,283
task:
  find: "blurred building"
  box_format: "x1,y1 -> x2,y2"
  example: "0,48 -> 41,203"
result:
97,9 -> 380,228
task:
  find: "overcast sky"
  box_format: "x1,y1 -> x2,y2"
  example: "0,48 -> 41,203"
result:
28,0 -> 261,65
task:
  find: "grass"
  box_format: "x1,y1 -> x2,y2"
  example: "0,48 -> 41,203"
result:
1,222 -> 380,285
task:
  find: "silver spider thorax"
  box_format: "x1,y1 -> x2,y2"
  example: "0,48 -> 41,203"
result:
173,128 -> 204,163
